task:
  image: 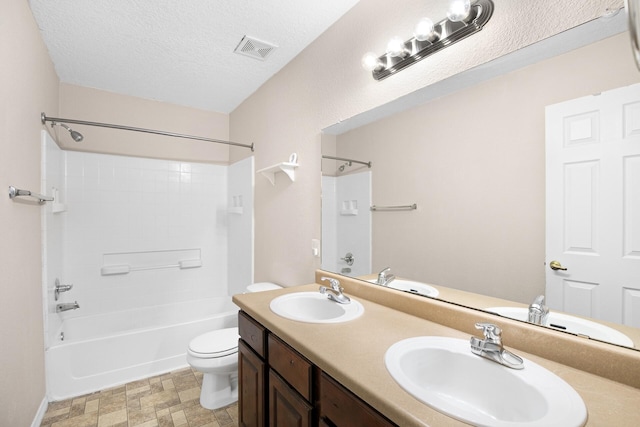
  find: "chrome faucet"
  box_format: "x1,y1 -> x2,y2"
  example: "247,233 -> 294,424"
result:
319,277 -> 351,304
470,323 -> 524,369
376,267 -> 395,286
528,295 -> 549,325
56,301 -> 80,313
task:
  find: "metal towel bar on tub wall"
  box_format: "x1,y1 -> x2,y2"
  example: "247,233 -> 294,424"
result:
8,186 -> 53,204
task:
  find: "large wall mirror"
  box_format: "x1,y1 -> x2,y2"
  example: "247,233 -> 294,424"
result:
321,12 -> 640,350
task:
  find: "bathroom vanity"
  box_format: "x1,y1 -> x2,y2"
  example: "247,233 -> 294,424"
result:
232,271 -> 640,426
238,310 -> 395,426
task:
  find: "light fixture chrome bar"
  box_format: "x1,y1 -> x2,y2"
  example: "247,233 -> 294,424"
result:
322,155 -> 371,168
9,186 -> 53,204
625,0 -> 640,70
370,204 -> 417,211
370,0 -> 494,81
41,113 -> 254,152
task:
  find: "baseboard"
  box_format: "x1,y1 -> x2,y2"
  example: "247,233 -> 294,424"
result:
31,396 -> 48,427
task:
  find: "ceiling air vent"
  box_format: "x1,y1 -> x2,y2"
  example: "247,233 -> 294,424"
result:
234,36 -> 277,61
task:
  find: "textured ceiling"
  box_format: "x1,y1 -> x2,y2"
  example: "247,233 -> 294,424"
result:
29,0 -> 359,113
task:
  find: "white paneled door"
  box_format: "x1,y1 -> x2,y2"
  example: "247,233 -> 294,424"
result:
546,84 -> 640,327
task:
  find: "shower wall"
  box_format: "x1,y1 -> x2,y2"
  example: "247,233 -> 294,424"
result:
321,171 -> 372,277
42,134 -> 252,347
42,131 -> 66,348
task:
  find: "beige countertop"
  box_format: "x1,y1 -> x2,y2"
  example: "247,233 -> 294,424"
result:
233,275 -> 640,426
358,274 -> 640,348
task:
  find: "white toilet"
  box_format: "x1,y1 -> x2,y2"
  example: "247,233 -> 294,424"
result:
187,282 -> 282,410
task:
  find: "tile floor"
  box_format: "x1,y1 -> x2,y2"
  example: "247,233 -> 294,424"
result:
40,368 -> 238,427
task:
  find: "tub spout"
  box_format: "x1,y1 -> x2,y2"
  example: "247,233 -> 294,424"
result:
56,301 -> 80,313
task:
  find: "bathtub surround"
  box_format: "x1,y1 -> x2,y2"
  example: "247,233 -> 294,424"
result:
42,136 -> 252,399
227,155 -> 255,297
43,139 -> 252,319
39,368 -> 238,427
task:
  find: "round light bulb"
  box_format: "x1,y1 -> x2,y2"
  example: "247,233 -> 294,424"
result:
447,0 -> 471,22
386,36 -> 407,58
413,17 -> 435,41
361,52 -> 383,71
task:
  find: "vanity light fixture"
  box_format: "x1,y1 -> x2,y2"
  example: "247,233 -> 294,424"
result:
362,0 -> 494,80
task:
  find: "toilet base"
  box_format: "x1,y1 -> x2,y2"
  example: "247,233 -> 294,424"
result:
199,371 -> 238,410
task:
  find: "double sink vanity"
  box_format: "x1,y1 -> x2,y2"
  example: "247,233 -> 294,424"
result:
232,271 -> 640,426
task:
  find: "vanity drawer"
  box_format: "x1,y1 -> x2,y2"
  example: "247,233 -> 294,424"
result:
320,372 -> 396,427
268,334 -> 313,401
239,311 -> 267,358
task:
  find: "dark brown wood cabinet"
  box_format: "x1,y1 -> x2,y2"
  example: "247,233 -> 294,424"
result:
239,311 -> 268,427
239,339 -> 266,427
269,369 -> 313,427
319,372 -> 394,427
238,311 -> 397,427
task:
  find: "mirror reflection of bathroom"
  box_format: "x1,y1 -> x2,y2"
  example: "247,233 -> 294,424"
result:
321,140 -> 373,278
318,12 -> 640,350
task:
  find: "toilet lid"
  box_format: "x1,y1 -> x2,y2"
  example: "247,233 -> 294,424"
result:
188,327 -> 238,357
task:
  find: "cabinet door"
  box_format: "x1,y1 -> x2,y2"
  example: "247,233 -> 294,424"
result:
269,370 -> 313,427
239,339 -> 266,427
268,334 -> 313,401
320,372 -> 396,427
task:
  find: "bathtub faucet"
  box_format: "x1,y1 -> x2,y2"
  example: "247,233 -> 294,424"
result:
56,301 -> 80,313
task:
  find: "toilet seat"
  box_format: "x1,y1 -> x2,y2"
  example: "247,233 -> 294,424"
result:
188,327 -> 238,358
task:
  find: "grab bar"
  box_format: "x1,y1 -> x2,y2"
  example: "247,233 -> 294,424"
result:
8,186 -> 53,204
370,204 -> 417,211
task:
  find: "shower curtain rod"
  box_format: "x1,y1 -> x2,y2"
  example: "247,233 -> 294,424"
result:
322,155 -> 371,168
41,113 -> 254,152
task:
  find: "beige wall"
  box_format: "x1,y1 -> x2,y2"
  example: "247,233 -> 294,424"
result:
58,84 -> 230,164
0,1 -> 59,425
231,0 -> 625,286
336,33 -> 639,303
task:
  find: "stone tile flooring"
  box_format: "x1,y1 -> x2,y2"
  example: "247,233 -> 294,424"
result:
40,368 -> 238,427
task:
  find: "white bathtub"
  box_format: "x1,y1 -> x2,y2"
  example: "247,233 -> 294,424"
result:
46,297 -> 239,400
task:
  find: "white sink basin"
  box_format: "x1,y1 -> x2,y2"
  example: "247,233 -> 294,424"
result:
487,307 -> 634,348
270,292 -> 364,323
368,279 -> 439,297
385,336 -> 587,427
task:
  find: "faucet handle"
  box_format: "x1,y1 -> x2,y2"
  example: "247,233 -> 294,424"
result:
320,277 -> 341,291
528,295 -> 549,324
378,267 -> 390,278
475,323 -> 502,343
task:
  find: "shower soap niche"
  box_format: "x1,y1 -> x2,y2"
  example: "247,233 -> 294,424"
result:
340,200 -> 359,216
257,153 -> 298,185
51,187 -> 67,213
